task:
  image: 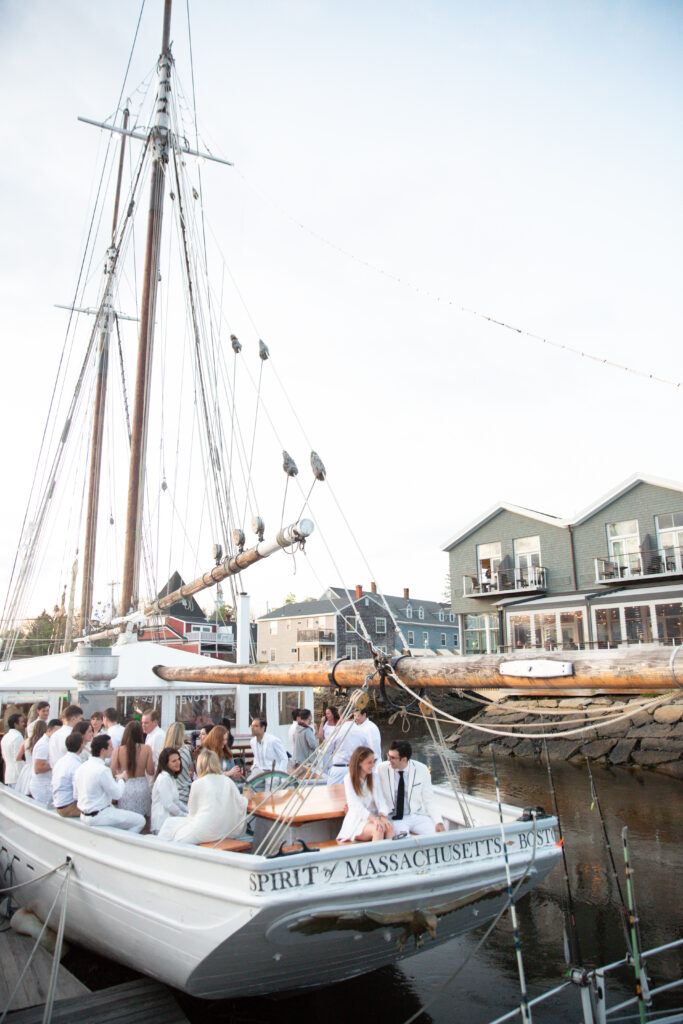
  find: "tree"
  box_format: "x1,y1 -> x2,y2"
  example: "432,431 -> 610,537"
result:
6,610 -> 66,659
284,593 -> 297,605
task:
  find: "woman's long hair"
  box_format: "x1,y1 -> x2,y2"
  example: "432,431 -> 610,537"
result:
27,719 -> 47,753
164,722 -> 186,750
121,719 -> 144,772
348,746 -> 375,797
196,749 -> 222,778
203,725 -> 231,760
325,706 -> 340,724
155,747 -> 180,782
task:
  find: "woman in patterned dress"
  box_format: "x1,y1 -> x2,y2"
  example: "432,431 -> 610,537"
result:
110,719 -> 153,823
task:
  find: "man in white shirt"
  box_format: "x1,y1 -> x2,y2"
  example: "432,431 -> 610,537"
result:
141,710 -> 165,768
249,718 -> 288,783
48,705 -> 83,768
27,702 -> 50,739
102,707 -> 125,749
51,731 -> 85,817
375,740 -> 445,836
326,718 -> 368,785
73,734 -> 145,832
2,713 -> 26,787
353,708 -> 382,762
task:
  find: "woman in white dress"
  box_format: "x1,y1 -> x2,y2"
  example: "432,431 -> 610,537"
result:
151,748 -> 188,833
317,705 -> 340,774
337,746 -> 394,843
16,720 -> 46,796
159,750 -> 247,845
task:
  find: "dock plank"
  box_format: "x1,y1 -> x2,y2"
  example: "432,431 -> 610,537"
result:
0,930 -> 89,1012
6,978 -> 189,1023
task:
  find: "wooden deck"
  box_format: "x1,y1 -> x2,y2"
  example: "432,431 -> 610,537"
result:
248,783 -> 346,823
0,930 -> 89,1012
6,978 -> 189,1023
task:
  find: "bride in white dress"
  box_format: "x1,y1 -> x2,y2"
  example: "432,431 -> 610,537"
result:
337,746 -> 394,843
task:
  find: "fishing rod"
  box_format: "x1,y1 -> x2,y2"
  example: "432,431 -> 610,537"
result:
542,736 -> 583,968
583,750 -> 634,957
622,827 -> 648,1024
490,745 -> 532,1024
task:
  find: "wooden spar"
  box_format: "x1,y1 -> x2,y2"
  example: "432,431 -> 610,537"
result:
152,648 -> 683,693
146,520 -> 314,614
79,110 -> 130,637
120,0 -> 173,617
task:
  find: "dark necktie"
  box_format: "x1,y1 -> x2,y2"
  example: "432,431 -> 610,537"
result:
393,770 -> 405,820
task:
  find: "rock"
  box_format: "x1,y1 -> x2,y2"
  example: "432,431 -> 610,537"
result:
512,740 -> 541,759
560,698 -> 588,708
546,739 -> 583,760
627,723 -> 672,739
627,711 -> 653,727
501,735 -> 520,749
535,700 -> 559,708
608,739 -> 638,764
639,738 -> 681,752
484,711 -> 528,723
653,706 -> 683,724
631,749 -> 680,765
458,730 -> 484,748
582,739 -> 616,760
670,722 -> 683,737
656,760 -> 683,779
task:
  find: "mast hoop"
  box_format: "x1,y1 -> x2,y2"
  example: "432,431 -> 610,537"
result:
327,655 -> 349,691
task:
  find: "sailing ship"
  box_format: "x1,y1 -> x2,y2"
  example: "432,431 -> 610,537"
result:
0,0 -> 563,1000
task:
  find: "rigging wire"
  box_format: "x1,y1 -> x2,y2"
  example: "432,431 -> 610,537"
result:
234,166 -> 683,392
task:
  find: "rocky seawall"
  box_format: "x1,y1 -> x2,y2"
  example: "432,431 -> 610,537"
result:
447,695 -> 683,779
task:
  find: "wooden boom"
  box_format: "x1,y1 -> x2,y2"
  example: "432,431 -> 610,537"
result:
152,647 -> 683,693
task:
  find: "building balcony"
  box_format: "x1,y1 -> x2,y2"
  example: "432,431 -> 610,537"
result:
296,629 -> 336,644
595,546 -> 683,584
462,566 -> 547,597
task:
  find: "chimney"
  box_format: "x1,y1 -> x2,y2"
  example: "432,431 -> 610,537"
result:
355,584 -> 363,599
403,588 -> 409,599
370,582 -> 377,594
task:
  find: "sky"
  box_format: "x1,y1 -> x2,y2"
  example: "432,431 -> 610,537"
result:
1,0 -> 682,624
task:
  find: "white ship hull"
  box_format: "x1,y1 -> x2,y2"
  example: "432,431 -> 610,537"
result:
0,785 -> 561,998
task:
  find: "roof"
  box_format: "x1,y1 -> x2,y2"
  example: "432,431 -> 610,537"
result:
441,503 -> 565,551
259,588 -> 455,627
0,637 -> 236,695
156,572 -> 206,623
442,474 -> 683,551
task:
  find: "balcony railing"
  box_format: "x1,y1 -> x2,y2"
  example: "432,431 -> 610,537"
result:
297,629 -> 335,644
462,566 -> 547,597
595,546 -> 683,583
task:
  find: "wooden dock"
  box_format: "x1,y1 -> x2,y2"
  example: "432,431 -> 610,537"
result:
0,930 -> 88,1012
6,978 -> 190,1023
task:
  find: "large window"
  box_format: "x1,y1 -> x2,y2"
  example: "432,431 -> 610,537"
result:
278,690 -> 305,726
655,603 -> 683,644
560,611 -> 584,649
375,617 -> 386,634
536,613 -> 557,650
514,536 -> 541,587
345,644 -> 358,658
345,616 -> 357,632
596,608 -> 622,648
655,513 -> 683,573
625,606 -> 652,644
476,542 -> 501,589
607,520 -> 641,575
249,691 -> 267,720
117,694 -> 161,723
464,614 -> 499,653
407,631 -> 414,645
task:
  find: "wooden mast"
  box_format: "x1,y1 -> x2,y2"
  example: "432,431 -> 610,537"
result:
79,109 -> 130,637
120,0 -> 173,617
153,647 -> 683,694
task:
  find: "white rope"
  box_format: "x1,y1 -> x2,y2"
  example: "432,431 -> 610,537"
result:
385,665 -> 679,741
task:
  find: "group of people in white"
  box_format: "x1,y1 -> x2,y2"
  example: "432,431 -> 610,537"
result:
1,700 -> 444,846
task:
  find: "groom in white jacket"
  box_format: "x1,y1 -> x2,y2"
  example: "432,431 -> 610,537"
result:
376,740 -> 445,836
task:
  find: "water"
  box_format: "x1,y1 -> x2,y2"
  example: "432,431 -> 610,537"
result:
66,742 -> 683,1023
